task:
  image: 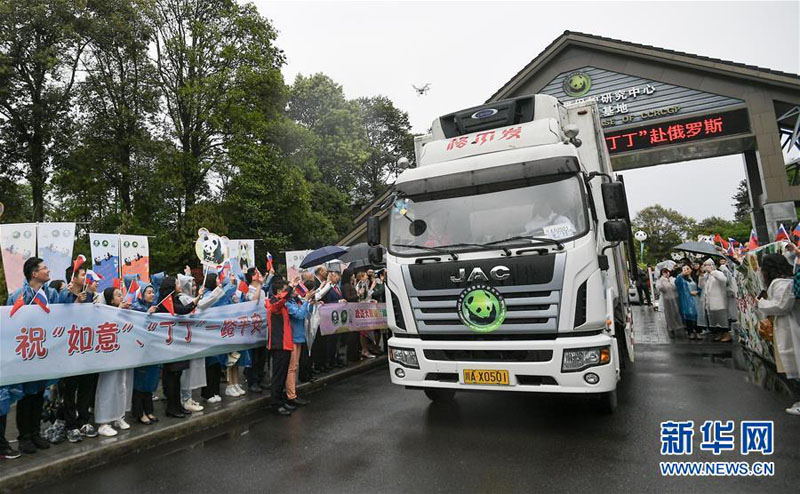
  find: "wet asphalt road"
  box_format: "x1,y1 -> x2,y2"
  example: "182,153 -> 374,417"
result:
28,308 -> 800,493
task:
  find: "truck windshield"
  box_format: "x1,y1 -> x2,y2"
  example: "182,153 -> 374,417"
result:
390,174 -> 588,256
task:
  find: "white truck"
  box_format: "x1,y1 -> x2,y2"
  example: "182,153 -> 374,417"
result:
366,94 -> 636,412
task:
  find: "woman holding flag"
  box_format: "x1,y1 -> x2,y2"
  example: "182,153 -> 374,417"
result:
94,287 -> 134,437
154,277 -> 202,418
130,284 -> 160,425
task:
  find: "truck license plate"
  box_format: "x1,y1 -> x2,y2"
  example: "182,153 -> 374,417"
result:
463,369 -> 509,385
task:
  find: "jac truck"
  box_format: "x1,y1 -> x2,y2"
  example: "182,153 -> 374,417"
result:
366,94 -> 636,412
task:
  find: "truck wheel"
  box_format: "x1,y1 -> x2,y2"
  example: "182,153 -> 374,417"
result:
594,390 -> 618,414
424,388 -> 456,402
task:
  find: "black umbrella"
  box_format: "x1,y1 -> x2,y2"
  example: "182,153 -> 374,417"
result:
339,243 -> 370,263
672,241 -> 726,258
299,245 -> 348,269
346,258 -> 382,274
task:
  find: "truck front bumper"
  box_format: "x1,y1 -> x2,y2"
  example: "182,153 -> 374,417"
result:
388,333 -> 619,394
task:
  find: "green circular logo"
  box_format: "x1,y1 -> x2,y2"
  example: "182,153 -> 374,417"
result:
456,283 -> 507,333
341,310 -> 348,323
563,71 -> 592,97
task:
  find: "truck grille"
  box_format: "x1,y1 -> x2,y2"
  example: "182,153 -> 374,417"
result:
402,254 -> 566,336
424,349 -> 553,362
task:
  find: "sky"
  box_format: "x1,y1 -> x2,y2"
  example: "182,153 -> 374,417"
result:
256,0 -> 800,221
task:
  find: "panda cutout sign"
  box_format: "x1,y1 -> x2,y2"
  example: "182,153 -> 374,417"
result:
195,228 -> 230,267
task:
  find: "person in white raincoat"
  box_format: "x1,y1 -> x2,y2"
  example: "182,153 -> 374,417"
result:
177,273 -> 208,412
757,254 -> 800,415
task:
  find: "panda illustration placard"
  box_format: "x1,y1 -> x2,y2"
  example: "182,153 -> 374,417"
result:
120,234 -> 150,282
195,228 -> 230,267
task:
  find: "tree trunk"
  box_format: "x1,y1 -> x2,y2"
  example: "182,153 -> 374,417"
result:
29,127 -> 46,222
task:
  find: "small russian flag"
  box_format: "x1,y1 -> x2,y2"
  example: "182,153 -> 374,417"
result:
266,252 -> 274,272
747,229 -> 760,251
219,260 -> 230,284
85,270 -> 104,285
793,222 -> 800,239
32,288 -> 50,313
775,224 -> 791,242
295,282 -> 308,297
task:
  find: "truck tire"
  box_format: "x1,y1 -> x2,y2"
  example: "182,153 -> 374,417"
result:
424,388 -> 456,402
594,389 -> 618,414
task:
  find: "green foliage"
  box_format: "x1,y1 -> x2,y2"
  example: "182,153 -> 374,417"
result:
0,0 -> 415,283
732,179 -> 750,223
632,205 -> 695,265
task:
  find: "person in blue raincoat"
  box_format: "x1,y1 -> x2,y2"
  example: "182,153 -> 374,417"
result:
130,284 -> 160,425
675,265 -> 700,340
198,272 -> 237,403
3,257 -> 60,456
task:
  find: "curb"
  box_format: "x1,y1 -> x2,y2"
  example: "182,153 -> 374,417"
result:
0,356 -> 387,493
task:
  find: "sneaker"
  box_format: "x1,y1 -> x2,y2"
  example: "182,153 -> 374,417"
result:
80,423 -> 98,438
283,401 -> 297,411
183,399 -> 204,412
272,405 -> 292,416
235,384 -> 246,395
67,429 -> 83,443
362,352 -> 377,359
0,442 -> 21,459
97,424 -> 118,437
31,434 -> 50,450
225,385 -> 241,397
786,405 -> 800,416
289,397 -> 311,406
114,418 -> 131,430
18,438 -> 37,454
205,395 -> 220,404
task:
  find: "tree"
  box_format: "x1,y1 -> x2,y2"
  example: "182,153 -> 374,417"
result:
689,216 -> 751,244
147,0 -> 285,227
0,0 -> 89,220
632,205 -> 696,265
732,179 -> 751,223
355,95 -> 415,207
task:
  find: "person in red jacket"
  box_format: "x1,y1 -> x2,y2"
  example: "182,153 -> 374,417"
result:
267,277 -> 295,416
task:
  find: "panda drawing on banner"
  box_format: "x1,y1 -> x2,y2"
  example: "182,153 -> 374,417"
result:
195,228 -> 230,269
120,234 -> 150,282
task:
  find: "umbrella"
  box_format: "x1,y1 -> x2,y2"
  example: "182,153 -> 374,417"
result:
671,241 -> 726,258
345,258 -> 382,274
299,245 -> 347,269
339,243 -> 370,263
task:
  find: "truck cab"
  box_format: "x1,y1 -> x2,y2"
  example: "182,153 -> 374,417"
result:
370,94 -> 635,412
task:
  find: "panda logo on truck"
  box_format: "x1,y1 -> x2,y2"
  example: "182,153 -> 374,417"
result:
456,284 -> 507,333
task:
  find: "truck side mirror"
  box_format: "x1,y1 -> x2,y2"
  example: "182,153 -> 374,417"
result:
368,245 -> 385,265
604,220 -> 630,242
367,216 -> 381,246
601,182 -> 627,219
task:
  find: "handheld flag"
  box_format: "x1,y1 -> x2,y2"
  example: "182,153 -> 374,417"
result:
726,242 -> 735,256
219,261 -> 230,284
72,255 -> 86,279
295,282 -> 308,297
775,224 -> 791,242
125,278 -> 140,304
713,234 -> 729,249
793,223 -> 800,239
266,252 -> 274,272
238,280 -> 249,295
728,238 -> 738,248
32,288 -> 50,313
161,295 -> 175,316
747,229 -> 759,251
85,270 -> 104,285
10,294 -> 24,317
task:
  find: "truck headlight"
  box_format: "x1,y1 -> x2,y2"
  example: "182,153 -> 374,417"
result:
389,347 -> 419,369
561,346 -> 611,372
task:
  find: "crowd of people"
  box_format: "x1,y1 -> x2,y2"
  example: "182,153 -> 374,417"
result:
0,256 -> 387,459
652,256 -> 739,342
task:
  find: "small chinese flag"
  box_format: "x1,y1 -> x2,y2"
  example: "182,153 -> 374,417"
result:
72,254 -> 86,278
9,294 -> 24,317
161,295 -> 175,316
125,278 -> 140,304
713,234 -> 729,250
238,280 -> 249,295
